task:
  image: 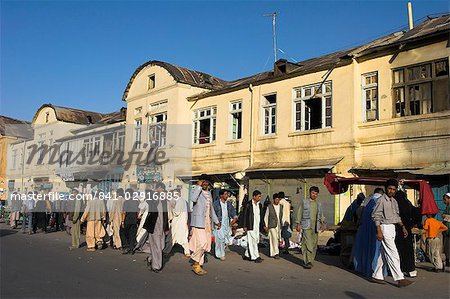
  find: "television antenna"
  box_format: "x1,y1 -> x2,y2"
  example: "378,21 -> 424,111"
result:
263,12 -> 278,63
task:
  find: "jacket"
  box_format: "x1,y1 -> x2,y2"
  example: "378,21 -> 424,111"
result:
242,200 -> 263,231
213,199 -> 237,222
143,200 -> 169,234
264,203 -> 283,229
296,198 -> 324,233
190,186 -> 219,228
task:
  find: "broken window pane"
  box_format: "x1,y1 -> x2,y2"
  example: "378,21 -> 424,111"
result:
408,64 -> 431,81
394,87 -> 405,117
394,70 -> 404,84
409,83 -> 432,115
435,60 -> 449,77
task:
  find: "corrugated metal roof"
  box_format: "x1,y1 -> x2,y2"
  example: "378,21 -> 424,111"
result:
97,107 -> 127,124
189,14 -> 449,100
32,104 -> 105,125
0,115 -> 33,138
122,61 -> 228,101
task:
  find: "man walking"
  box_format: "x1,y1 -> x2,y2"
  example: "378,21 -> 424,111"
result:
296,186 -> 325,269
80,192 -> 106,252
264,193 -> 283,259
242,190 -> 263,263
68,188 -> 84,249
164,189 -> 190,257
371,179 -> 413,287
21,191 -> 35,234
143,183 -> 169,273
110,188 -> 125,250
213,189 -> 237,261
189,176 -> 220,275
121,188 -> 139,254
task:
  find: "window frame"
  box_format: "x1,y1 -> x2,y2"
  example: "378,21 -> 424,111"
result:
148,111 -> 167,148
134,118 -> 143,149
262,93 -> 277,136
293,81 -> 332,132
362,72 -> 379,122
229,100 -> 243,140
392,58 -> 449,117
148,74 -> 156,90
193,106 -> 217,144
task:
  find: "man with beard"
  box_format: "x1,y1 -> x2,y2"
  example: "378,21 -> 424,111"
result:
189,176 -> 220,275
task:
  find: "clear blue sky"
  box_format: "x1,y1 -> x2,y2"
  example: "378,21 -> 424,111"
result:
1,0 -> 449,121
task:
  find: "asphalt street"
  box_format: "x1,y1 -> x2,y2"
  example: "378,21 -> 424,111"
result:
1,223 -> 449,299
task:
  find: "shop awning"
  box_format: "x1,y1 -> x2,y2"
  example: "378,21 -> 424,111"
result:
177,169 -> 243,181
324,173 -> 439,215
245,157 -> 343,173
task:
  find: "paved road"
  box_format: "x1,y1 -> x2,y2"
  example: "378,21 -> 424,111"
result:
1,223 -> 449,299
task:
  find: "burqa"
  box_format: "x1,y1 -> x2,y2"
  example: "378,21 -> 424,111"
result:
394,190 -> 421,273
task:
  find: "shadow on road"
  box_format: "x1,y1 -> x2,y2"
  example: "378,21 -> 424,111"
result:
0,228 -> 19,238
344,290 -> 367,299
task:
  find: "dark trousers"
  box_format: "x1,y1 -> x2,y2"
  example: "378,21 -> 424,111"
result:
120,223 -> 137,249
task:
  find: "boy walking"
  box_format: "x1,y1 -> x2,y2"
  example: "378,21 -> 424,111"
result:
423,214 -> 448,272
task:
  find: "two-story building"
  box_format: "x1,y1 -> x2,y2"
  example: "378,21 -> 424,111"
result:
56,108 -> 126,192
6,104 -> 104,194
122,15 -> 449,223
186,15 -> 450,223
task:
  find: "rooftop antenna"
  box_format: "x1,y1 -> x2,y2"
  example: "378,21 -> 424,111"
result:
264,12 -> 278,63
407,2 -> 414,30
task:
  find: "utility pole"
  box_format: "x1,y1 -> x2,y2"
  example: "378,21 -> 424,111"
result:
264,12 -> 278,63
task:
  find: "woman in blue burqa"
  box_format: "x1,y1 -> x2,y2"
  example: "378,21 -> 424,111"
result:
352,187 -> 385,277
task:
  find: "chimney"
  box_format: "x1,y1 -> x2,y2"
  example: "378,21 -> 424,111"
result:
408,2 -> 414,30
274,59 -> 288,76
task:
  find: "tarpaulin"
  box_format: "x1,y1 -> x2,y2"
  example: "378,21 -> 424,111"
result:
324,173 -> 439,215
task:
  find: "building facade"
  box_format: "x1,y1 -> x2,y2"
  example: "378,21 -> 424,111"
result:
122,15 -> 449,223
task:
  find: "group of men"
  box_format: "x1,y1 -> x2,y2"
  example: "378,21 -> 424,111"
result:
9,176 -> 448,285
9,190 -> 68,234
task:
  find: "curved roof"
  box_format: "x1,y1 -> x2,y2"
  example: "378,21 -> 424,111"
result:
122,60 -> 228,101
32,104 -> 104,125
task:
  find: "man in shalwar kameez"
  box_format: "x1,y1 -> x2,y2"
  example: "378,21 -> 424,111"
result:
264,193 -> 283,259
110,188 -> 124,249
296,186 -> 325,269
242,190 -> 263,263
163,189 -> 190,257
213,189 -> 237,261
80,192 -> 106,251
189,176 -> 220,275
143,183 -> 169,273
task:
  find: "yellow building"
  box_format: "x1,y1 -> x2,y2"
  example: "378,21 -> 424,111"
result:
0,115 -> 32,201
6,104 -> 104,194
123,15 -> 449,223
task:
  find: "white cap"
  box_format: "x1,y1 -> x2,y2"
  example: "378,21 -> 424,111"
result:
445,192 -> 450,198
